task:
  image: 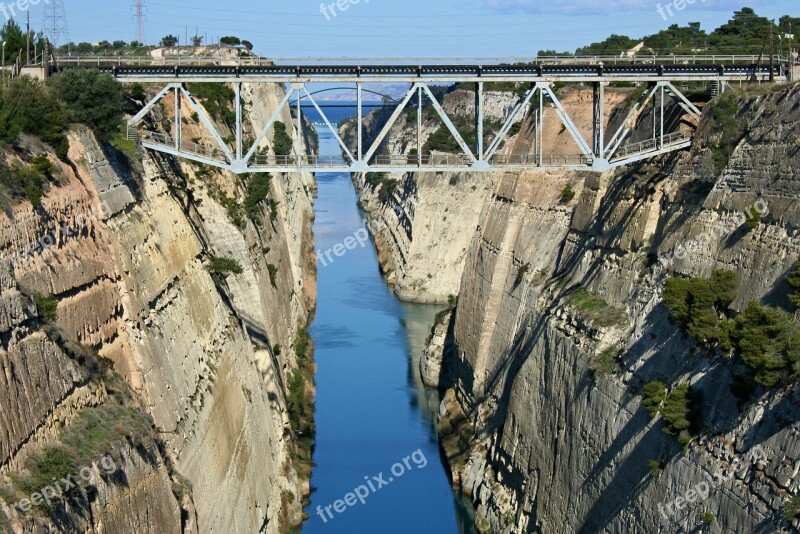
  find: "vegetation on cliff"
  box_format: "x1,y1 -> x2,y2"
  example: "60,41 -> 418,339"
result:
662,270 -> 800,387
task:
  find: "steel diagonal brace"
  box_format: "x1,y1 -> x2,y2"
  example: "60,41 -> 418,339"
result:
485,83 -> 538,161
420,84 -> 476,163
363,84 -> 418,164
128,84 -> 175,126
541,84 -> 594,158
243,88 -> 295,163
603,84 -> 660,159
178,86 -> 235,163
302,87 -> 354,163
663,82 -> 702,120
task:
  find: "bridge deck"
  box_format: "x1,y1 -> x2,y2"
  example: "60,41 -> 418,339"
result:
50,55 -> 787,83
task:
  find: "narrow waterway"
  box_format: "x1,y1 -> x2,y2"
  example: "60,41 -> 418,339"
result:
302,111 -> 474,532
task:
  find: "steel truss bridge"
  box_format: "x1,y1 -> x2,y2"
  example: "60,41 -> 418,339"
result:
51,55 -> 788,174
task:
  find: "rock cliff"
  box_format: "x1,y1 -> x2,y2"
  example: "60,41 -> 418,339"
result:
363,83 -> 800,532
0,61 -> 315,533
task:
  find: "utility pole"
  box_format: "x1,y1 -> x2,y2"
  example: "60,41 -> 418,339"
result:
769,20 -> 775,82
25,12 -> 30,65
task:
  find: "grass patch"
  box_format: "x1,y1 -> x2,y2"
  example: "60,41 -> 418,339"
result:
590,344 -> 620,376
568,287 -> 628,328
110,123 -> 138,162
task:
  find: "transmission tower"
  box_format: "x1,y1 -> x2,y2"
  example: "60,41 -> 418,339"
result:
133,0 -> 146,44
42,0 -> 69,48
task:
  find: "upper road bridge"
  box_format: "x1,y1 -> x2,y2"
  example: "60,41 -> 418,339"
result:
50,55 -> 789,174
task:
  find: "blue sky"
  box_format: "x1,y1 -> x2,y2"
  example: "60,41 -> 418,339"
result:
13,0 -> 799,57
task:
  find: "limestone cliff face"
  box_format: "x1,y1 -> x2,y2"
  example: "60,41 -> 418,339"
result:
437,84 -> 800,533
0,72 -> 315,532
350,89 -> 516,303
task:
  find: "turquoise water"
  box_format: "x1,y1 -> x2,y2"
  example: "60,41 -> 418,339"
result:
302,116 -> 473,532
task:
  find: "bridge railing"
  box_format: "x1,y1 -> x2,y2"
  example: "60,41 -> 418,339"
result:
613,131 -> 691,159
46,54 -> 789,68
142,131 -> 229,160
490,154 -> 593,166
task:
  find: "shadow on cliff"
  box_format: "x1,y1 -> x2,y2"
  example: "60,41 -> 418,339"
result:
476,308 -> 546,437
578,425 -> 682,534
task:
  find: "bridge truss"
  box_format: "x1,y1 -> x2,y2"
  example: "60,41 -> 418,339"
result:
82,57 -> 785,174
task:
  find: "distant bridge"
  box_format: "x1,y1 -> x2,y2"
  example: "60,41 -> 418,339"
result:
48,55 -> 789,174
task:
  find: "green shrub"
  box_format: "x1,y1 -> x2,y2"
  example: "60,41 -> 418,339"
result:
273,344 -> 282,356
642,381 -> 667,417
32,155 -> 55,176
267,263 -> 278,287
661,384 -> 701,440
788,261 -> 800,308
206,256 -> 243,276
560,184 -> 576,204
426,125 -> 461,152
124,83 -> 146,102
0,76 -> 69,157
648,459 -> 663,478
662,270 -> 737,349
188,83 -> 236,129
702,512 -> 715,524
34,292 -> 59,322
272,121 -> 293,157
216,191 -> 245,228
515,263 -> 530,286
745,207 -> 761,230
243,173 -> 272,222
377,179 -> 399,203
707,92 -> 743,173
785,495 -> 800,521
49,70 -> 124,141
14,446 -> 76,496
269,199 -> 279,223
727,302 -> 800,387
295,328 -> 311,365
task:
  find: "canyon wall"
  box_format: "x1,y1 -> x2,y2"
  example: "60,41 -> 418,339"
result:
363,82 -> 800,532
0,69 -> 315,533
350,89 -> 516,303
446,84 -> 800,533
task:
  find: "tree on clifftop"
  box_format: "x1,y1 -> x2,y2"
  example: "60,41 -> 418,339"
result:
49,70 -> 124,141
160,34 -> 179,47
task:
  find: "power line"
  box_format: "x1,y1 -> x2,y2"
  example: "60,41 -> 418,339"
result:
42,0 -> 69,47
